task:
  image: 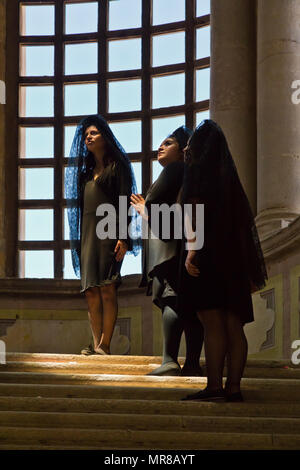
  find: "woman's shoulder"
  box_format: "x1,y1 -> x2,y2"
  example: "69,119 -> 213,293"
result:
159,160 -> 185,182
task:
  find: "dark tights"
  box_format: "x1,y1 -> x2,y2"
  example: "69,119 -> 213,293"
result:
162,304 -> 204,368
197,309 -> 248,393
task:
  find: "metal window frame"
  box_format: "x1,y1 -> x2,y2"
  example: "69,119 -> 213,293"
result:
5,0 -> 210,278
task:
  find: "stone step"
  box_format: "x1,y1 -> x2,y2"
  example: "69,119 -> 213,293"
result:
1,425 -> 300,449
1,361 -> 299,379
0,377 -> 299,403
0,444 -> 103,450
0,410 -> 299,435
1,395 -> 300,418
4,353 -> 296,369
0,371 -> 300,399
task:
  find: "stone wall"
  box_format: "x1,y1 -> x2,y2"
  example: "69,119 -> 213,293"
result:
0,0 -> 6,277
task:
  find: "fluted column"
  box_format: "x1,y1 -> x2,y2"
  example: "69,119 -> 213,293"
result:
256,0 -> 300,237
0,1 -> 6,277
210,0 -> 257,212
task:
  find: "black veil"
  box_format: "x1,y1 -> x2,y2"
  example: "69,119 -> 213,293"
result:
182,119 -> 267,293
65,114 -> 141,278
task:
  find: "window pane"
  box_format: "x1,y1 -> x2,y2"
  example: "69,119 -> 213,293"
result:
121,251 -> 142,275
196,26 -> 210,59
20,250 -> 54,278
65,2 -> 98,34
152,74 -> 185,109
64,207 -> 70,240
19,209 -> 53,241
131,162 -> 142,194
196,0 -> 211,17
20,5 -> 55,36
19,127 -> 54,158
20,45 -> 54,77
109,80 -> 141,113
152,32 -> 185,67
19,86 -> 54,118
19,168 -> 54,200
65,42 -> 98,75
64,250 -> 77,279
109,0 -> 142,30
109,38 -> 141,71
152,0 -> 185,25
196,68 -> 210,102
109,121 -> 141,153
152,115 -> 185,150
196,109 -> 210,125
152,160 -> 163,183
64,83 -> 97,116
64,125 -> 77,157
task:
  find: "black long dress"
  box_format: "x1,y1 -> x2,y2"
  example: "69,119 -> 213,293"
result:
140,160 -> 186,311
177,120 -> 267,325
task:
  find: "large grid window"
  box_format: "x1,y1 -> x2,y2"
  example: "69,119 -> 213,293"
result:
11,0 -> 210,279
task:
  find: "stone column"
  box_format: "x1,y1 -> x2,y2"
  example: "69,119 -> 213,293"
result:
0,1 -> 6,277
210,0 -> 257,213
256,0 -> 300,237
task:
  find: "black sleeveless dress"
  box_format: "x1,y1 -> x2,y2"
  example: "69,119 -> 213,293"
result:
80,178 -> 122,293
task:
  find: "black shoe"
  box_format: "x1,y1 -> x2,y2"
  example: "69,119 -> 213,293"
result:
226,391 -> 244,402
181,366 -> 203,377
147,361 -> 181,376
181,387 -> 226,402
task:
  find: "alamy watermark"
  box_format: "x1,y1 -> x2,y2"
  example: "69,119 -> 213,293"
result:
0,80 -> 5,105
291,340 -> 300,365
0,340 -> 6,364
291,80 -> 300,105
95,197 -> 204,250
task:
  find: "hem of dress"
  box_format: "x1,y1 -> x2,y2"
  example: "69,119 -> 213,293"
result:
80,278 -> 121,293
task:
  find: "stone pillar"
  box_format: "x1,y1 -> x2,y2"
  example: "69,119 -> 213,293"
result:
210,0 -> 257,213
0,1 -> 6,277
256,0 -> 300,237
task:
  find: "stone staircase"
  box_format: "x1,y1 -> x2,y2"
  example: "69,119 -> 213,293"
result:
0,353 -> 299,450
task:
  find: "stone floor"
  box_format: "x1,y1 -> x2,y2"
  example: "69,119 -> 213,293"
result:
0,353 -> 299,449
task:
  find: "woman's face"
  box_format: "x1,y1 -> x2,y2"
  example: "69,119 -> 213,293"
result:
84,125 -> 106,155
157,137 -> 182,167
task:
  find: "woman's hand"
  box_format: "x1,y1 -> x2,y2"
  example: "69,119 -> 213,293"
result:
130,194 -> 148,220
114,240 -> 128,262
185,250 -> 200,277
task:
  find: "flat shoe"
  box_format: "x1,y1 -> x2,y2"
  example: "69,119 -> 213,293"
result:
181,366 -> 203,377
95,347 -> 110,355
181,387 -> 226,402
80,344 -> 95,355
147,362 -> 181,376
226,391 -> 244,402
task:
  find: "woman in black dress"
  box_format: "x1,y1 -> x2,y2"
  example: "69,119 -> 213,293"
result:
131,127 -> 204,376
66,115 -> 140,355
179,120 -> 267,401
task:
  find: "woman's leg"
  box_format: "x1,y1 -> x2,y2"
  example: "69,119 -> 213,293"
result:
225,311 -> 248,394
97,283 -> 118,354
162,305 -> 183,364
148,304 -> 183,375
198,309 -> 227,391
85,287 -> 103,350
182,315 -> 204,374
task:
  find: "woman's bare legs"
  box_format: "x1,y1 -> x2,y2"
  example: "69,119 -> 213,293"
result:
197,309 -> 227,391
96,283 -> 118,354
85,287 -> 103,350
225,311 -> 248,394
